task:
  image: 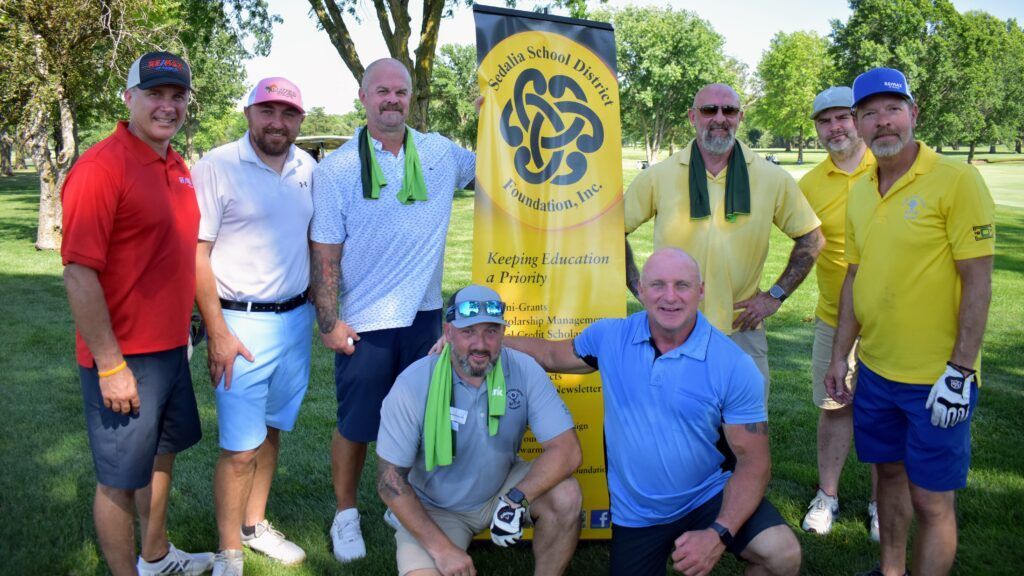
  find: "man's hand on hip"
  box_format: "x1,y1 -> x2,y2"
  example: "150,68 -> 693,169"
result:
206,329 -> 254,390
490,498 -> 526,547
99,366 -> 140,415
732,291 -> 781,332
320,320 -> 359,355
926,363 -> 974,428
671,528 -> 726,576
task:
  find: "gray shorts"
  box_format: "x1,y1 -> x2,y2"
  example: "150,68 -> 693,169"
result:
80,347 -> 201,490
393,460 -> 533,575
810,318 -> 857,409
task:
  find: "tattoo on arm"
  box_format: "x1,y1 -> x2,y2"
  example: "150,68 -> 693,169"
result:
777,229 -> 822,293
310,245 -> 341,333
377,461 -> 413,501
743,422 -> 769,435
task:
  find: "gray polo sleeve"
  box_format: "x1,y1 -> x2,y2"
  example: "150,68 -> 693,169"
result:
511,350 -> 575,443
376,359 -> 431,468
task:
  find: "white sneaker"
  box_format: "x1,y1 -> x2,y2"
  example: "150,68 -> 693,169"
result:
802,489 -> 839,535
212,549 -> 244,576
331,508 -> 366,562
137,542 -> 215,576
383,507 -> 402,530
868,501 -> 880,543
241,519 -> 305,565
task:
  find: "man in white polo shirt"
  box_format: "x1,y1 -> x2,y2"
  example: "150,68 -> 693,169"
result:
193,76 -> 315,575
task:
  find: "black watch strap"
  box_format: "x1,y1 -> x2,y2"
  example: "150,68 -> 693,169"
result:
505,487 -> 529,508
709,521 -> 734,547
768,283 -> 788,303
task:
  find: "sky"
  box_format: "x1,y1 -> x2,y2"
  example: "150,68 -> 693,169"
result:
243,0 -> 1024,115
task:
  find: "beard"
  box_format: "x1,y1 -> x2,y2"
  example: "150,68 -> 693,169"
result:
869,128 -> 912,158
700,122 -> 736,155
825,132 -> 864,159
455,349 -> 497,378
251,129 -> 294,157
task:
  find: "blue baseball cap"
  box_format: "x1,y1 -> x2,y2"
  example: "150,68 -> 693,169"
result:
852,67 -> 913,107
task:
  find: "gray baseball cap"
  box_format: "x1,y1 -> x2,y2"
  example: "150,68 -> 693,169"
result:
445,285 -> 508,328
811,86 -> 854,120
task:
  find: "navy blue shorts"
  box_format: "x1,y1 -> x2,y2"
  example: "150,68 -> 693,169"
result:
854,361 -> 977,491
80,347 -> 202,490
335,309 -> 441,442
609,490 -> 785,576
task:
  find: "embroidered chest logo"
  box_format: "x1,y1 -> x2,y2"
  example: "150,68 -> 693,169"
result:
178,176 -> 193,188
506,389 -> 523,410
903,194 -> 924,220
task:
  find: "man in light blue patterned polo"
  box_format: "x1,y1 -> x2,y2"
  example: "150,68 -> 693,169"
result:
309,57 -> 476,564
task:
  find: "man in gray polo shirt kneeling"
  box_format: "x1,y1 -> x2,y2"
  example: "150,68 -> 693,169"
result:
375,284 -> 583,576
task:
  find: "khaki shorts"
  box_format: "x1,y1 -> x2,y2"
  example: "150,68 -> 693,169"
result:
811,318 -> 857,410
395,459 -> 533,575
729,327 -> 770,402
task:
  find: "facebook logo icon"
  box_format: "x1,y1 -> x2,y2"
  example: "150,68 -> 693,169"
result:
590,509 -> 611,529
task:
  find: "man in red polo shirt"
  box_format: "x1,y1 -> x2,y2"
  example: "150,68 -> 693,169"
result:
61,51 -> 214,576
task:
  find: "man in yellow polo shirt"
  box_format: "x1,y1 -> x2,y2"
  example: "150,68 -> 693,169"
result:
826,68 -> 994,576
625,83 -> 824,399
798,86 -> 881,540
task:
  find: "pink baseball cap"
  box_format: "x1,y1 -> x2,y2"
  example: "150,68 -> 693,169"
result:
246,77 -> 305,114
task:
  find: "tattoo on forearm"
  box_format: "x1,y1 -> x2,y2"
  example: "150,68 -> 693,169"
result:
777,230 -> 821,292
744,422 -> 769,435
310,247 -> 341,333
377,461 -> 413,500
625,237 -> 640,298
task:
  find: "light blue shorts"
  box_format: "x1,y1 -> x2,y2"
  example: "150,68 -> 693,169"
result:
215,302 -> 313,451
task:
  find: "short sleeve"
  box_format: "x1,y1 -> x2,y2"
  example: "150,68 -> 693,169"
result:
844,198 -> 860,265
573,318 -> 612,359
310,158 -> 347,244
773,172 -> 821,239
946,167 -> 996,260
451,141 -> 476,190
376,371 -> 426,468
721,353 -> 766,424
192,159 -> 223,242
623,167 -> 656,234
61,160 -> 118,271
518,353 -> 574,443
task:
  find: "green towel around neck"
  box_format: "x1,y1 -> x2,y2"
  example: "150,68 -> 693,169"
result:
688,141 -> 751,222
423,345 -> 506,471
358,126 -> 428,204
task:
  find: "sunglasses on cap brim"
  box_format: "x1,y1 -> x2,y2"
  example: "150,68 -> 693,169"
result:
445,300 -> 506,323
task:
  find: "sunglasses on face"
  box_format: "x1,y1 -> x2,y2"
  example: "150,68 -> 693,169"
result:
445,300 -> 506,323
696,105 -> 741,118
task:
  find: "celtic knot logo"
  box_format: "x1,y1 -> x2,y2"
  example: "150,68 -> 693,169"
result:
500,68 -> 604,186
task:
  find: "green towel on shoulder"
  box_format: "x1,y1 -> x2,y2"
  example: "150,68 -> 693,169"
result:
358,125 -> 428,204
688,142 -> 750,222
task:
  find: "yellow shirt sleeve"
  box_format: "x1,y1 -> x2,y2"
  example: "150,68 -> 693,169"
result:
945,166 -> 996,261
773,172 -> 821,239
624,166 -> 656,234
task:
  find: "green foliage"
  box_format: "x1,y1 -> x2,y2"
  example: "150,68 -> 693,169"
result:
428,44 -> 479,149
596,5 -> 730,161
752,31 -> 832,158
301,106 -> 362,137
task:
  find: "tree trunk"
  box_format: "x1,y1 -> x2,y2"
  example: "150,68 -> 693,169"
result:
989,143 -> 996,154
785,140 -> 792,152
1016,139 -> 1021,154
0,131 -> 12,176
952,142 -> 960,151
644,131 -> 653,164
29,82 -> 79,250
967,141 -> 976,163
936,145 -> 943,152
796,127 -> 804,165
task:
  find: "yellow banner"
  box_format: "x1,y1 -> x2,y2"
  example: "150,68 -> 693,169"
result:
473,5 -> 624,539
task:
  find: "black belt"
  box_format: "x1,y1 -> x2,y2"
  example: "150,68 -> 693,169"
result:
220,289 -> 309,313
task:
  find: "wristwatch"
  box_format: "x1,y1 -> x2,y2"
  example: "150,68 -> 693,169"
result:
768,284 -> 788,303
504,487 -> 529,508
709,521 -> 734,547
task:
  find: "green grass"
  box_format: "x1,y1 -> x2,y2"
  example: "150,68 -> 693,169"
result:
1,152 -> 1022,575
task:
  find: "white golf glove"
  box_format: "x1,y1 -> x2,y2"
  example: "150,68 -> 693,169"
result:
925,363 -> 974,428
490,497 -> 526,547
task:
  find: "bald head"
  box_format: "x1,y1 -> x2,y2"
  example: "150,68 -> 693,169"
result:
361,58 -> 412,92
642,248 -> 702,286
692,83 -> 741,109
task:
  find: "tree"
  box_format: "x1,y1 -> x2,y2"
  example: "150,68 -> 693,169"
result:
0,0 -> 275,249
597,6 -> 730,163
829,0 -> 961,146
753,31 -> 832,164
428,43 -> 479,149
306,0 -> 590,132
